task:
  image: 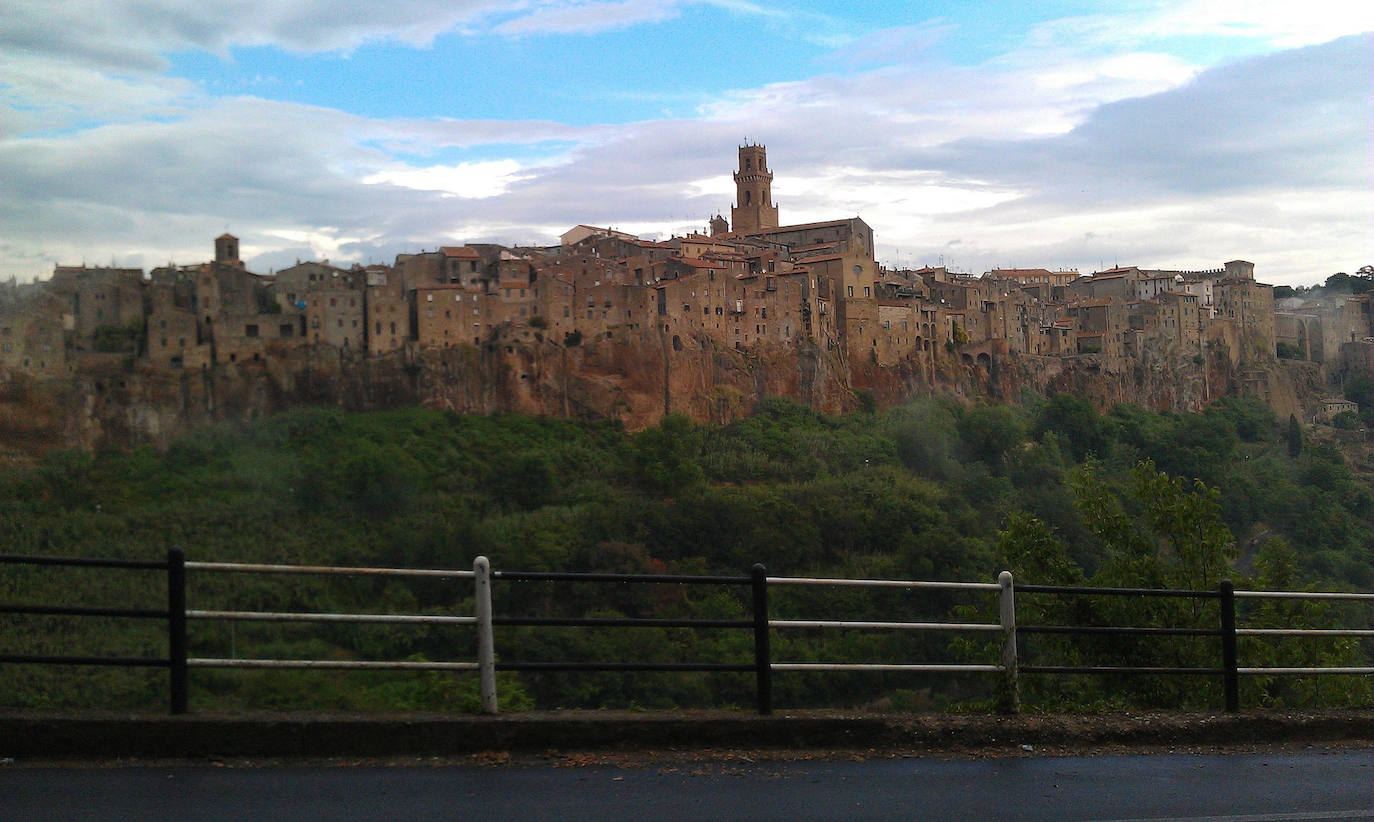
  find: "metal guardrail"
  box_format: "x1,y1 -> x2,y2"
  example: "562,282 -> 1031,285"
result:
2,555 -> 1371,715
0,549 -> 188,711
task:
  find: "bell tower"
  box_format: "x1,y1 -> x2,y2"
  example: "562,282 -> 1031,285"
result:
215,233 -> 242,268
731,143 -> 778,234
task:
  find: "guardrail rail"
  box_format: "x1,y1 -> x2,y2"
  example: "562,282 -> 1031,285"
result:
3,553 -> 1370,715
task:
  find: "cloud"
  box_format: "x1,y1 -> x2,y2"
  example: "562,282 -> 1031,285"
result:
1025,0 -> 1374,53
1,6 -> 1370,285
1,1 -> 506,70
364,159 -> 534,198
1134,0 -> 1374,48
494,0 -> 682,35
915,34 -> 1373,201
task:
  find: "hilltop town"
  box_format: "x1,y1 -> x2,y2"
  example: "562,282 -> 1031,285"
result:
0,145 -> 1368,449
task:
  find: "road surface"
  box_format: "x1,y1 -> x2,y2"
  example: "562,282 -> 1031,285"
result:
3,750 -> 1371,821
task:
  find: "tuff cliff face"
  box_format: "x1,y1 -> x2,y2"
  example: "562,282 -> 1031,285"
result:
0,324 -> 1319,455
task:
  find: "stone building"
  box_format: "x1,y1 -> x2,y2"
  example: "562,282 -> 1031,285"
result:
364,265 -> 408,356
46,265 -> 145,347
1213,261 -> 1275,359
0,292 -> 67,375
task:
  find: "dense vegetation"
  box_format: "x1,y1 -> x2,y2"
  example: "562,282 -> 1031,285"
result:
2,393 -> 1371,712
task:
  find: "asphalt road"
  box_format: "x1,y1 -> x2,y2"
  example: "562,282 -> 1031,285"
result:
3,751 -> 1372,821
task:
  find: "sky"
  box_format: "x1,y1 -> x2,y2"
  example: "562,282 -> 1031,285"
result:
1,1 -> 1371,287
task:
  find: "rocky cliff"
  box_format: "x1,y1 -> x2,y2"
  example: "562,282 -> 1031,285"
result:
0,324 -> 1327,456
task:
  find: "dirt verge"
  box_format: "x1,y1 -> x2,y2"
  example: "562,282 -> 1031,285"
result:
4,709 -> 1374,763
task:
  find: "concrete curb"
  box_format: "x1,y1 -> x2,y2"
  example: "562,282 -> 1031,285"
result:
4,710 -> 1374,759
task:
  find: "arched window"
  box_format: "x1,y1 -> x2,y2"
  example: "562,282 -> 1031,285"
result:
745,158 -> 752,171
745,190 -> 752,206
762,189 -> 768,202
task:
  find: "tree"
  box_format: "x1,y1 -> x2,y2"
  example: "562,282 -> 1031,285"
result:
1323,272 -> 1373,294
956,404 -> 1025,468
1286,414 -> 1303,458
1035,393 -> 1109,462
1129,461 -> 1235,588
1344,374 -> 1374,409
995,511 -> 1083,585
632,413 -> 703,497
1071,459 -> 1236,590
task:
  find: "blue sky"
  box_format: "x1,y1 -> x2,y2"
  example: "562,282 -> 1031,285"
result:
2,1 -> 1371,284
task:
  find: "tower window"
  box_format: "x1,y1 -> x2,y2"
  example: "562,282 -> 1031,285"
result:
745,190 -> 752,206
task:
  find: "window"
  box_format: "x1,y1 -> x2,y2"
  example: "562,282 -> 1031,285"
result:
847,286 -> 854,297
245,324 -> 259,338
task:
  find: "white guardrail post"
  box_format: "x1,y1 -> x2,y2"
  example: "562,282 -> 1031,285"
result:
474,556 -> 498,714
998,570 -> 1019,714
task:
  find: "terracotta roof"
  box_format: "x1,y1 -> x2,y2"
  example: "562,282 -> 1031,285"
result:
441,246 -> 481,259
792,241 -> 839,253
740,217 -> 868,235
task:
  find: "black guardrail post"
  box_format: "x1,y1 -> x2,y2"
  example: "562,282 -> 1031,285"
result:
168,547 -> 188,715
751,563 -> 771,715
1219,579 -> 1238,712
